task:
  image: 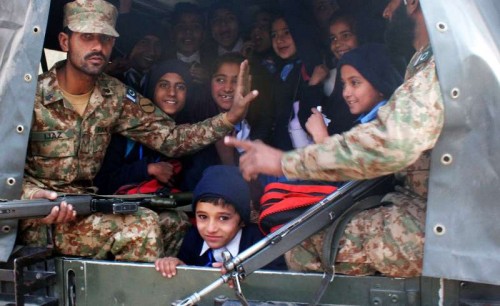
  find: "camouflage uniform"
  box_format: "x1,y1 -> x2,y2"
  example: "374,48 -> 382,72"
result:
21,59 -> 233,261
283,45 -> 444,277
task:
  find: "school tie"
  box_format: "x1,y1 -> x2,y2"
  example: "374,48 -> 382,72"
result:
205,249 -> 214,267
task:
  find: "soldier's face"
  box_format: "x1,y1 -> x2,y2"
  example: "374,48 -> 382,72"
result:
129,35 -> 162,72
211,62 -> 239,112
61,32 -> 114,76
211,9 -> 240,49
385,2 -> 416,55
173,13 -> 205,56
341,65 -> 384,115
154,72 -> 187,116
195,201 -> 243,250
383,0 -> 402,21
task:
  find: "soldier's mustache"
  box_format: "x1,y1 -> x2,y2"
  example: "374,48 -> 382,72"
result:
84,52 -> 106,60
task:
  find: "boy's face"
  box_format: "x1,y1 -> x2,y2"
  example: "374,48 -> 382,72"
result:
129,35 -> 163,72
195,201 -> 243,250
211,8 -> 239,49
154,72 -> 187,116
211,62 -> 240,111
250,13 -> 272,53
341,65 -> 383,115
173,13 -> 205,56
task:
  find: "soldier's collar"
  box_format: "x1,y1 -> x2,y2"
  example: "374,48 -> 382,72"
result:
42,63 -> 66,106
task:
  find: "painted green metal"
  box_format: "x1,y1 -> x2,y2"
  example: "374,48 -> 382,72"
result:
54,258 -> 454,306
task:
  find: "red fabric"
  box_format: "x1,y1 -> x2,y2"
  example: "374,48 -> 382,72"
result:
115,160 -> 183,195
258,182 -> 337,234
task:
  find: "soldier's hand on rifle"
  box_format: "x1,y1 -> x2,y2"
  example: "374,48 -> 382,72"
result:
224,136 -> 285,181
225,60 -> 259,125
155,257 -> 185,278
31,189 -> 77,225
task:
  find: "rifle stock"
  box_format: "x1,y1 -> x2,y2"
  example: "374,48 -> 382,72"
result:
174,176 -> 394,306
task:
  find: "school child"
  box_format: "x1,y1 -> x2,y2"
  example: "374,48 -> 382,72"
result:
154,165 -> 287,278
306,43 -> 403,144
94,60 -> 192,195
208,1 -> 244,56
269,14 -> 326,152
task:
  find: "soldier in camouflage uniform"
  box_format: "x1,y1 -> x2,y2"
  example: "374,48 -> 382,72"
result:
21,0 -> 257,262
225,0 -> 443,277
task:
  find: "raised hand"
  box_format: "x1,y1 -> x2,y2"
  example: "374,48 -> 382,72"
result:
225,60 -> 259,125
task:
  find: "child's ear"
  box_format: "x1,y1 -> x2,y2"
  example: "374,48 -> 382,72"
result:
239,220 -> 246,227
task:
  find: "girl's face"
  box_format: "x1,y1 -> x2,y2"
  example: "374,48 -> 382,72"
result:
341,65 -> 383,115
329,20 -> 359,59
154,72 -> 187,116
211,62 -> 240,111
271,18 -> 297,60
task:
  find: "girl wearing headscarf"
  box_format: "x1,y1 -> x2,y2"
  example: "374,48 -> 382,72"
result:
306,43 -> 403,143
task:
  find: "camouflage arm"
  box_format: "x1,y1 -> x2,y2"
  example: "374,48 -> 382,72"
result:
157,113 -> 234,157
281,59 -> 444,181
115,88 -> 234,158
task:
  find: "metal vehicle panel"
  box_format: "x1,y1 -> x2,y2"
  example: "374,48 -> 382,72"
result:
421,0 -> 500,285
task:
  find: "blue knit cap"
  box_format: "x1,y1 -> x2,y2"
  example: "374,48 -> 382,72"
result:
144,59 -> 192,100
192,165 -> 251,224
338,43 -> 403,99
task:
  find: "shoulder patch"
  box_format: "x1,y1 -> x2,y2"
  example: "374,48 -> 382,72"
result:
413,47 -> 433,68
126,87 -> 137,103
139,98 -> 156,113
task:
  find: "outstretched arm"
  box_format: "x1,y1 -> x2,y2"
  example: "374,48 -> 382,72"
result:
224,137 -> 284,181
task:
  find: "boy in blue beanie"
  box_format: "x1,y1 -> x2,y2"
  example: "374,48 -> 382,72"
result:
306,43 -> 403,143
155,165 -> 286,278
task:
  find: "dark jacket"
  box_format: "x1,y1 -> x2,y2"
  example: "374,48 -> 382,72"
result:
177,224 -> 287,270
94,134 -> 162,195
270,61 -> 324,151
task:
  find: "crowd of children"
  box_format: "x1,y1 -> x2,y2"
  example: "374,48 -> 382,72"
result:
95,0 -> 407,275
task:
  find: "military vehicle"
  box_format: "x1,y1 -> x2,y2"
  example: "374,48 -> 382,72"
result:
0,0 -> 499,305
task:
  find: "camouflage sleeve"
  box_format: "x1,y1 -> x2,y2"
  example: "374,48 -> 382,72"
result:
281,58 -> 444,181
114,88 -> 234,157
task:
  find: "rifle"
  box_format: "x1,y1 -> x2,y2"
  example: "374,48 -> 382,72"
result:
174,176 -> 394,306
0,192 -> 193,220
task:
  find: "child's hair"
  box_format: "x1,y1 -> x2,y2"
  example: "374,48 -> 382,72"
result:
195,197 -> 236,215
192,165 -> 251,224
207,0 -> 241,26
329,11 -> 358,37
171,2 -> 205,27
212,52 -> 245,75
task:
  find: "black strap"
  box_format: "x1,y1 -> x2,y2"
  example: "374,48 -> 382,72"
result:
309,195 -> 385,306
